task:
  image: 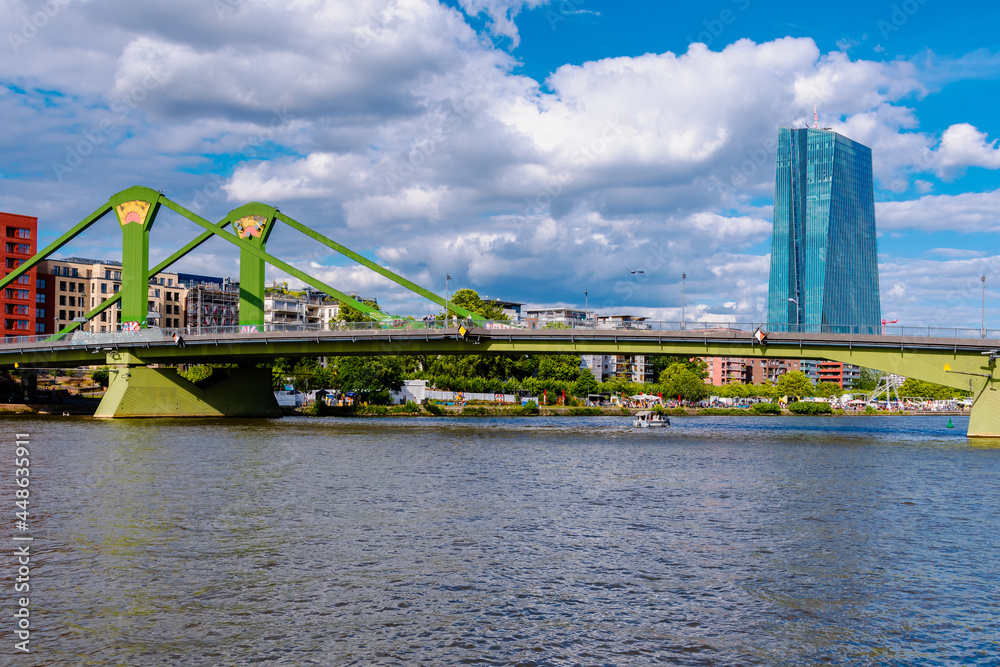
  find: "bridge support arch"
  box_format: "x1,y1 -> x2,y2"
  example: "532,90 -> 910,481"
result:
95,353 -> 280,418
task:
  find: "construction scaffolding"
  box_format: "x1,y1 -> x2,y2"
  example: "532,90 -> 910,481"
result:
186,283 -> 239,330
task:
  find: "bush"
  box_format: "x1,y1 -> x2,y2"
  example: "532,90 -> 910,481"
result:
863,405 -> 877,415
749,402 -> 781,415
518,401 -> 540,416
695,407 -> 750,416
787,401 -> 833,415
423,402 -> 444,415
567,407 -> 601,416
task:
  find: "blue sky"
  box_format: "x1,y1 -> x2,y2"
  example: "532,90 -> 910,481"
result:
2,0 -> 1000,327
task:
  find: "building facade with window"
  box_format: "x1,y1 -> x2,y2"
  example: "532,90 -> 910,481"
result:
0,212 -> 37,338
580,315 -> 655,383
38,257 -> 189,332
767,127 -> 881,333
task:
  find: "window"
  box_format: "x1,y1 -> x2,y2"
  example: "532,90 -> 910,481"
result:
155,289 -> 160,298
16,276 -> 28,285
35,294 -> 44,303
71,268 -> 78,277
35,323 -> 44,333
113,284 -> 119,293
59,310 -> 66,320
6,257 -> 23,268
37,308 -> 44,318
92,284 -> 95,293
36,278 -> 45,289
68,297 -> 75,307
100,326 -> 106,332
167,279 -> 173,287
59,295 -> 66,305
100,283 -> 107,293
105,270 -> 111,280
59,281 -> 66,291
100,312 -> 107,322
77,282 -> 83,292
69,282 -> 76,292
5,289 -> 29,300
114,271 -> 121,280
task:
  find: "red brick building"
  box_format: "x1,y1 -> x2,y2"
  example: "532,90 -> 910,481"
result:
1,212 -> 37,338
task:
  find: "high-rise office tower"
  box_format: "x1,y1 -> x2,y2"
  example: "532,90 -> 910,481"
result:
767,127 -> 881,333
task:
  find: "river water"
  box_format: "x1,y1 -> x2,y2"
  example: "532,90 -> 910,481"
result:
1,415 -> 998,665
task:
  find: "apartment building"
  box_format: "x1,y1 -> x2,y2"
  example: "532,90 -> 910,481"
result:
580,315 -> 655,383
0,212 -> 38,338
523,307 -> 587,328
39,257 -> 188,332
701,356 -> 803,386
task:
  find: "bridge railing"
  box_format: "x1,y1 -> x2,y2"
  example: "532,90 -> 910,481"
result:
4,320 -> 1000,348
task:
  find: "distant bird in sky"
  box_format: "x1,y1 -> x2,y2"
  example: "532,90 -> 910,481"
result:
625,266 -> 644,274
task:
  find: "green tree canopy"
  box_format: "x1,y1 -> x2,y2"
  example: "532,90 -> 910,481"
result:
649,355 -> 708,382
813,381 -> 843,399
898,377 -> 969,400
338,298 -> 381,323
444,288 -> 509,321
538,355 -> 584,382
572,368 -> 600,397
659,362 -> 709,402
776,371 -> 814,398
330,355 -> 406,401
853,367 -> 882,391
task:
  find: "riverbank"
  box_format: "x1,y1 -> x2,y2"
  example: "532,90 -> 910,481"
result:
297,404 -> 971,418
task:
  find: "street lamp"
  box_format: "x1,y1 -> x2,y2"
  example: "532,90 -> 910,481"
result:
445,274 -> 452,328
584,290 -> 589,327
982,275 -> 987,339
787,297 -> 799,332
681,273 -> 686,330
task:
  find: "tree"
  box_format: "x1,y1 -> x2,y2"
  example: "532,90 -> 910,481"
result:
338,298 -> 381,323
853,367 -> 882,392
330,355 -> 406,403
538,355 -> 583,382
813,381 -> 843,399
443,288 -> 509,321
649,355 -> 708,382
776,371 -> 814,398
659,362 -> 709,402
571,368 -> 600,398
898,377 -> 968,400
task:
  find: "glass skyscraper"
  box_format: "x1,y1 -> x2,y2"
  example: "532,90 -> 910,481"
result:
767,128 -> 881,333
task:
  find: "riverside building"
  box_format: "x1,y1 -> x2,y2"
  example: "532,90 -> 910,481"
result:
766,127 -> 881,333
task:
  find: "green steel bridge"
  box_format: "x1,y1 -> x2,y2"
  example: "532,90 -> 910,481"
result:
2,186 -> 999,437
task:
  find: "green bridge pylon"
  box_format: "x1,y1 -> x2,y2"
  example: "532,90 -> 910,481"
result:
226,202 -> 278,328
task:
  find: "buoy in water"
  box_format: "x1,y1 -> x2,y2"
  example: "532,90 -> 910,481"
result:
946,418 -> 955,429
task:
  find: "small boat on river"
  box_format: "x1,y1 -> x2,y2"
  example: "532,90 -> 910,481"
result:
633,411 -> 670,428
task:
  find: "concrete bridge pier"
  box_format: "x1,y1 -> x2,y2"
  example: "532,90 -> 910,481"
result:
968,378 -> 1000,438
95,353 -> 280,418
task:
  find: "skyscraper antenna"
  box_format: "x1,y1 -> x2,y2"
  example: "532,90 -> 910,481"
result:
813,104 -> 818,129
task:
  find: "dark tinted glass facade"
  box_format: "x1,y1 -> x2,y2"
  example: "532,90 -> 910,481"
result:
767,128 -> 881,333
